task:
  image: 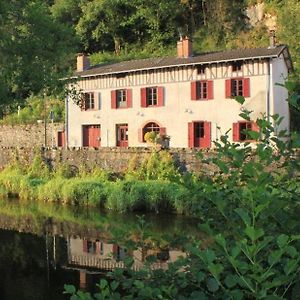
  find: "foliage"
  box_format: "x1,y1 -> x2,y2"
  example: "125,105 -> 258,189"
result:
0,0 -> 76,116
0,95 -> 65,125
65,96 -> 300,299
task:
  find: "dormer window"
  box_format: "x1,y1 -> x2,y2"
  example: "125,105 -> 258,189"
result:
197,65 -> 207,75
232,61 -> 243,72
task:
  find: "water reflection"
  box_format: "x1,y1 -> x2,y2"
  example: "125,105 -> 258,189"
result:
0,200 -> 199,300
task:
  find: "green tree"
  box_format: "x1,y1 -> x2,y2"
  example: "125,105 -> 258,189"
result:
0,0 -> 76,116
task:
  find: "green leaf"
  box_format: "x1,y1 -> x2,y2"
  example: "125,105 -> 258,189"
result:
190,291 -> 209,300
196,271 -> 206,283
286,246 -> 298,258
64,284 -> 76,295
215,234 -> 226,249
229,289 -> 244,300
110,281 -> 119,291
245,226 -> 264,242
99,279 -> 108,290
284,259 -> 299,275
224,274 -> 238,288
235,208 -> 251,227
206,277 -> 219,293
276,234 -> 289,248
235,95 -> 245,105
231,246 -> 241,258
208,263 -> 224,279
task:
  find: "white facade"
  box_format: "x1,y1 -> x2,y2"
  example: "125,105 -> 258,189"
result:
66,46 -> 291,149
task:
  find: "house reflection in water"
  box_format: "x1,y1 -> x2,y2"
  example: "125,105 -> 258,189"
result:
65,236 -> 186,289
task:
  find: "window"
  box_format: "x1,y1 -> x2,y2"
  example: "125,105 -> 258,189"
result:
116,89 -> 127,108
232,61 -> 243,72
197,65 -> 207,75
194,122 -> 205,138
111,89 -> 132,109
225,78 -> 250,98
191,80 -> 213,100
231,79 -> 244,97
141,87 -> 164,107
141,122 -> 166,142
82,92 -> 94,110
233,121 -> 259,142
146,87 -> 157,106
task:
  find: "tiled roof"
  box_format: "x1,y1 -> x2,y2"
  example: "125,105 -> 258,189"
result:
75,45 -> 292,78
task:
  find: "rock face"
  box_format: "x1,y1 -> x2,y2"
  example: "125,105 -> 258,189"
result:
246,2 -> 277,31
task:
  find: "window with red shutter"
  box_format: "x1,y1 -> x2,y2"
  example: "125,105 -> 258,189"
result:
191,81 -> 213,100
233,121 -> 258,142
226,78 -> 250,98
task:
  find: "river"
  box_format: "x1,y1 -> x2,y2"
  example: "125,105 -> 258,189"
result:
0,200 -> 201,300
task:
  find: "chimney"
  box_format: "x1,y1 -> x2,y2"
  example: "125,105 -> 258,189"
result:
177,36 -> 192,58
268,30 -> 276,49
77,53 -> 90,72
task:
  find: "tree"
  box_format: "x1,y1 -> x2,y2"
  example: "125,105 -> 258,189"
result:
0,0 -> 76,116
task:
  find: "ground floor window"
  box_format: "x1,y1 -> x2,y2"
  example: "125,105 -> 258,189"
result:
233,121 -> 259,142
116,124 -> 128,147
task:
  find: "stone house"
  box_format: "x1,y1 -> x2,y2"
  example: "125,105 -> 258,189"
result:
65,37 -> 292,148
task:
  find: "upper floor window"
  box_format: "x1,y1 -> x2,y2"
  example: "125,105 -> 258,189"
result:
233,121 -> 259,142
111,89 -> 132,109
225,78 -> 250,98
232,61 -> 243,72
82,92 -> 95,110
141,86 -> 164,107
191,80 -> 213,100
197,65 -> 207,75
146,87 -> 157,106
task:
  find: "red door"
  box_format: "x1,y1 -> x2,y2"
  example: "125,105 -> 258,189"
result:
57,131 -> 65,147
117,124 -> 128,147
83,125 -> 101,147
189,121 -> 211,149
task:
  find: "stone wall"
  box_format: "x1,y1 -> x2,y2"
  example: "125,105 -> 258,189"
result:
0,147 -> 214,174
0,123 -> 64,148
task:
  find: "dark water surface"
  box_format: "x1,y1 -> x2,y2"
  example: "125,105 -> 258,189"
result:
0,200 -> 199,300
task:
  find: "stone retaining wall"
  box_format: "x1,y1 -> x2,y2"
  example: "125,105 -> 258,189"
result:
0,147 -> 214,174
0,123 -> 64,148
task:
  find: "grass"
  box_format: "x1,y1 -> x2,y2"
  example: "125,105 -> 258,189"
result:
0,151 -> 199,215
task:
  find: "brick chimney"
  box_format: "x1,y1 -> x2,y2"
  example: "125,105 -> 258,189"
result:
77,53 -> 90,72
177,37 -> 192,58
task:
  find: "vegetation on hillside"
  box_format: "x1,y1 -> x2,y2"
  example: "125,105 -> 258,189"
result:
0,0 -> 299,122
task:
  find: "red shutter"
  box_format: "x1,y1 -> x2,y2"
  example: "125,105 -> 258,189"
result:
204,121 -> 211,148
159,127 -> 166,136
111,90 -> 117,109
141,88 -> 147,107
138,128 -> 144,143
127,89 -> 132,108
191,82 -> 197,100
233,123 -> 239,142
188,122 -> 194,148
225,79 -> 232,98
243,78 -> 250,97
83,240 -> 88,252
157,86 -> 164,106
207,80 -> 214,100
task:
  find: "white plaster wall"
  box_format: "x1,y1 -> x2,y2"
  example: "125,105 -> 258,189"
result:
67,58 -> 288,148
270,56 -> 290,135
